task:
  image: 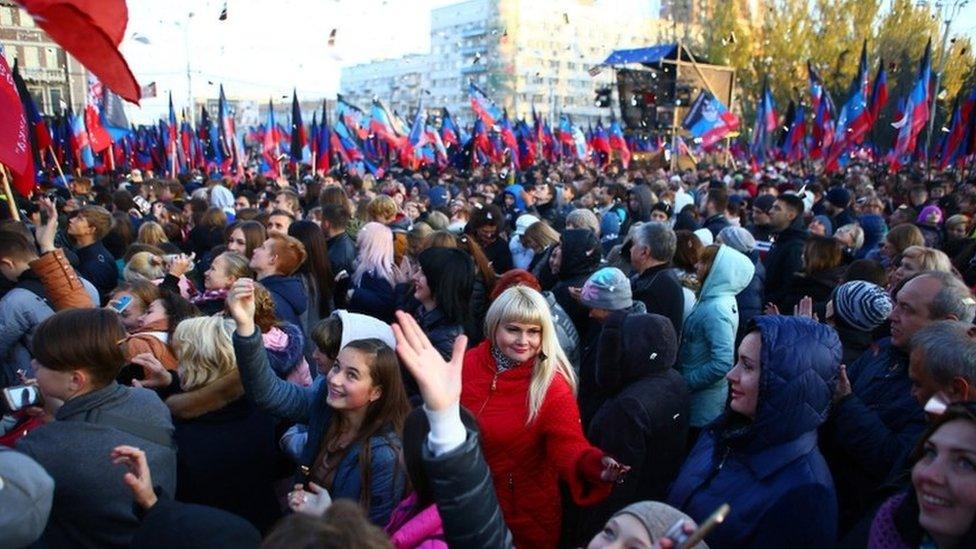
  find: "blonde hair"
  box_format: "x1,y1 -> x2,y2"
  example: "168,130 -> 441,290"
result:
354,222 -> 395,285
137,221 -> 169,246
124,251 -> 166,281
173,316 -> 236,392
901,246 -> 953,274
484,286 -> 574,423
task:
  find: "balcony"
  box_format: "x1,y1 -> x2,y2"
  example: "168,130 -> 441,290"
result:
460,44 -> 487,56
460,64 -> 487,75
21,67 -> 63,83
460,26 -> 487,38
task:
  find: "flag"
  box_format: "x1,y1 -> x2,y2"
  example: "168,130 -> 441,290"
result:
290,89 -> 306,163
17,0 -> 141,103
0,54 -> 36,196
316,99 -> 331,174
263,98 -> 280,174
750,77 -> 777,163
85,75 -> 112,153
941,85 -> 975,169
70,110 -> 95,169
826,40 -> 871,170
101,89 -> 130,141
140,82 -> 157,98
591,119 -> 612,167
890,39 -> 932,170
809,61 -> 835,160
441,108 -> 460,147
499,111 -> 520,165
11,59 -> 50,171
469,82 -> 502,127
868,58 -> 889,126
336,95 -> 368,140
781,102 -> 807,162
682,90 -> 740,148
217,84 -> 233,160
608,118 -> 631,168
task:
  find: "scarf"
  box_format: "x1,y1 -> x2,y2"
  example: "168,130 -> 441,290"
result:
491,345 -> 520,374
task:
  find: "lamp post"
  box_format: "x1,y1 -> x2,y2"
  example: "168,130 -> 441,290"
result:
175,12 -> 195,126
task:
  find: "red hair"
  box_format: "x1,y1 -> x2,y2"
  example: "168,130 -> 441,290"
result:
489,269 -> 542,301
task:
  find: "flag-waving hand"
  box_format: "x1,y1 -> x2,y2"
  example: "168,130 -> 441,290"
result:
392,310 -> 467,412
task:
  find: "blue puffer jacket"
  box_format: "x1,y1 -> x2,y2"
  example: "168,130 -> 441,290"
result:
261,274 -> 308,328
676,245 -> 755,427
668,316 -> 841,548
348,270 -> 397,324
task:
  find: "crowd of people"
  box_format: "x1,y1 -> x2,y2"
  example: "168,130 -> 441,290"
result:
2,158 -> 976,549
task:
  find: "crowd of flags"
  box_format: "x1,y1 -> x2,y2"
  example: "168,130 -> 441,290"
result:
5,32 -> 976,198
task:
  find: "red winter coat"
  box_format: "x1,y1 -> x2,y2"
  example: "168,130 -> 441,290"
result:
460,340 -> 611,549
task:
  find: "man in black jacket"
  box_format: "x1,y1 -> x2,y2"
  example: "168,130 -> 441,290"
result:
762,194 -> 807,310
629,222 -> 685,341
321,204 -> 356,308
701,187 -> 731,237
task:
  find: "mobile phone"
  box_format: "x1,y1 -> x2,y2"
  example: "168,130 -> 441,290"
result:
109,295 -> 134,313
663,503 -> 730,549
2,384 -> 43,412
116,363 -> 146,386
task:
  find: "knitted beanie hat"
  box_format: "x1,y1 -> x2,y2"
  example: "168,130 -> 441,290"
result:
717,226 -> 756,254
832,280 -> 893,332
612,501 -> 708,548
580,267 -> 633,311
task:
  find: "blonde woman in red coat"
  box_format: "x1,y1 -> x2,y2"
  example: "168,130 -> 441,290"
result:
457,285 -> 627,548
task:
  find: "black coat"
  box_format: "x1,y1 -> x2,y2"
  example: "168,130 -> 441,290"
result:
631,264 -> 685,342
779,265 -> 847,319
173,395 -> 281,533
735,253 -> 765,346
481,236 -> 513,274
552,229 -> 602,336
581,312 -> 689,541
422,425 -> 513,548
702,213 -> 732,238
763,220 -> 808,309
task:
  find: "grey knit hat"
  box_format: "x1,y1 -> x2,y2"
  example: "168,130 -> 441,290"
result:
612,501 -> 709,548
717,226 -> 757,254
0,448 -> 54,549
580,267 -> 633,311
832,280 -> 893,332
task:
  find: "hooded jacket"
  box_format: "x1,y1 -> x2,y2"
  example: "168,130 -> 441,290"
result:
581,312 -> 690,540
668,316 -> 841,548
264,322 -> 312,386
622,186 -> 656,235
735,251 -> 765,347
460,340 -> 612,549
762,217 -> 807,310
677,245 -> 755,427
552,229 -> 603,336
856,214 -> 888,260
384,493 -> 447,549
260,274 -> 308,328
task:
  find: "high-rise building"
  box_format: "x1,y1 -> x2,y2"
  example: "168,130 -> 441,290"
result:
0,1 -> 87,114
340,0 -> 666,127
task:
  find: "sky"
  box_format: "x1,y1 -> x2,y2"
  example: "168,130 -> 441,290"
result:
120,0 -> 976,123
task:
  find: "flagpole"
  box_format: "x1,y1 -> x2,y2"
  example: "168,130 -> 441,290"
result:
0,165 -> 21,221
48,145 -> 68,187
107,143 -> 116,173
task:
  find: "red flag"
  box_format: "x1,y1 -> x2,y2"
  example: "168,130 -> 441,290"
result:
16,0 -> 141,104
0,55 -> 36,196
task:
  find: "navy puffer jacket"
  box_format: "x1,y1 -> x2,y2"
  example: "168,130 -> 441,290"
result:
668,315 -> 841,548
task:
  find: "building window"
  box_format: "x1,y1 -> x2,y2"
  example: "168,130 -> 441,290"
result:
45,47 -> 57,68
28,87 -> 45,112
48,88 -> 63,115
0,7 -> 12,26
23,46 -> 39,68
18,8 -> 35,27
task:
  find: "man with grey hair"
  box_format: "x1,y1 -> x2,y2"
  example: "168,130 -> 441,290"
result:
909,320 -> 976,406
628,221 -> 685,340
822,270 -> 976,532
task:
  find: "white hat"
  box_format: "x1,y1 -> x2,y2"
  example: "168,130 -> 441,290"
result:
693,228 -> 714,246
514,214 -> 539,236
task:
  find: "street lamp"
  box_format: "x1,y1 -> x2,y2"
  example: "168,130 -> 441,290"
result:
174,12 -> 195,126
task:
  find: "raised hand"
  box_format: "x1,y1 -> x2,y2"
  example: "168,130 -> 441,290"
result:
129,353 -> 172,389
288,482 -> 332,517
392,310 -> 467,412
794,295 -> 818,321
167,252 -> 195,278
600,455 -> 631,484
227,278 -> 257,336
34,197 -> 59,254
111,445 -> 158,509
833,364 -> 851,404
763,302 -> 780,316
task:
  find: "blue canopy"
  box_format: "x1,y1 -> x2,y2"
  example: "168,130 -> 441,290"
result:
601,44 -> 679,66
